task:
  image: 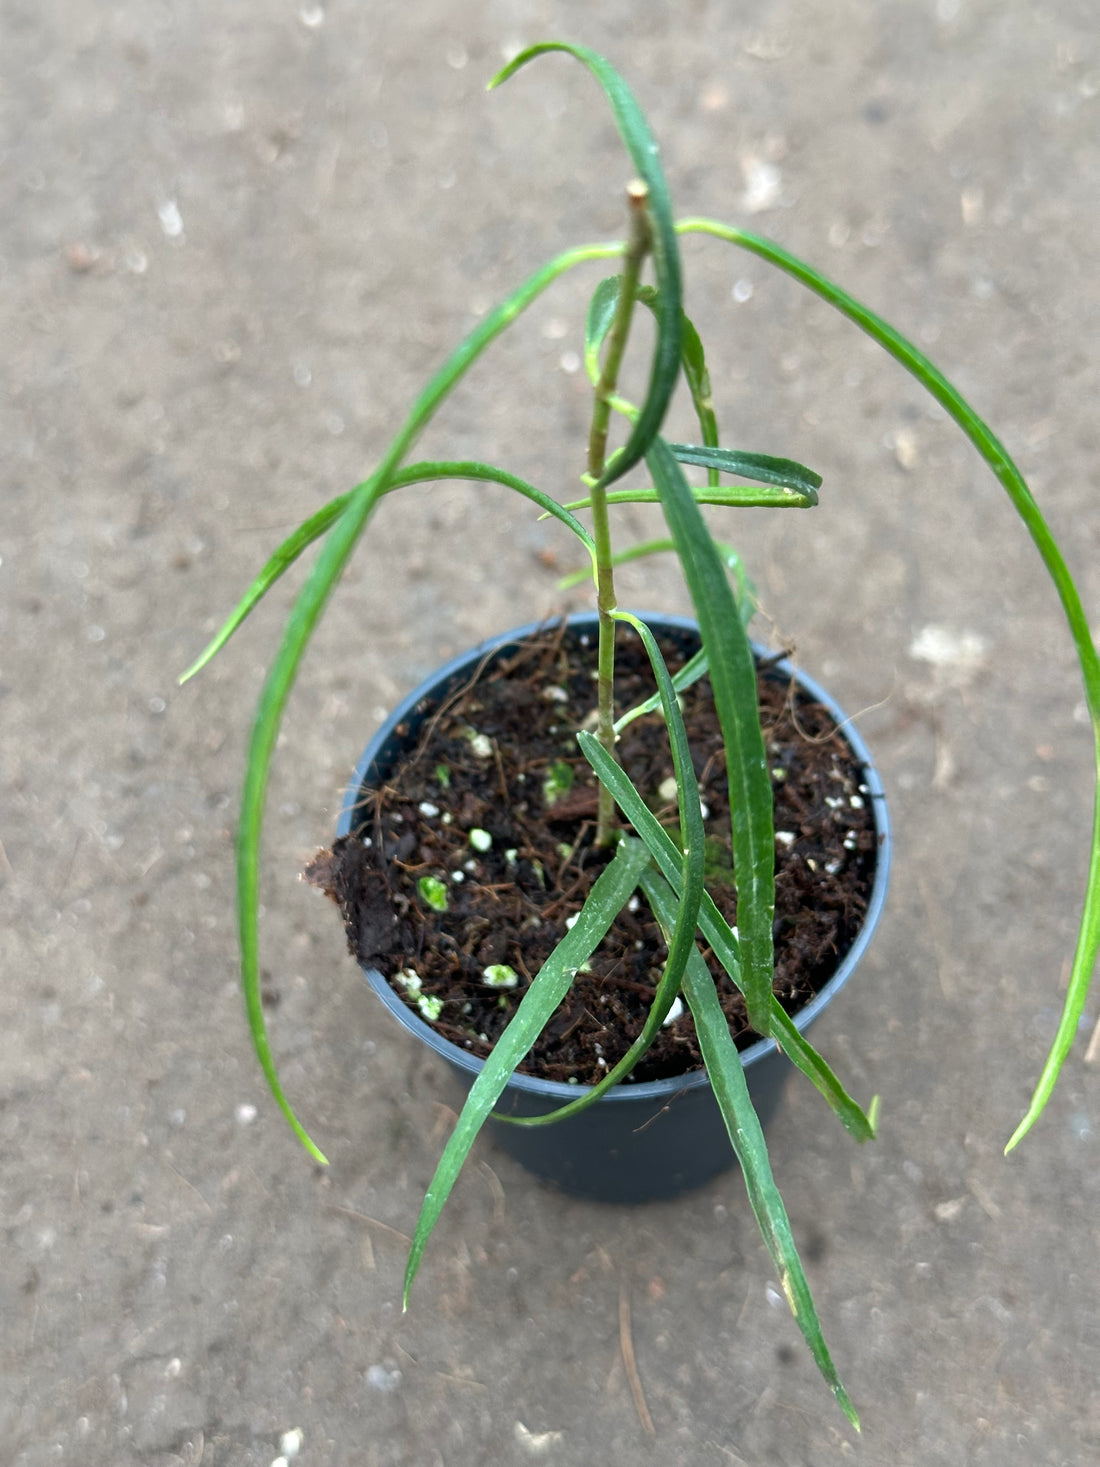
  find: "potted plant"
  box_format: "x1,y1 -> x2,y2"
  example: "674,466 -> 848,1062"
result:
313,607 -> 891,1210
181,43 -> 1100,1429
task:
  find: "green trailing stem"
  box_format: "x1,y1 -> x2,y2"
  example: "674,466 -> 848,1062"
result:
678,217 -> 1100,1148
221,238 -> 630,1161
179,461 -> 596,685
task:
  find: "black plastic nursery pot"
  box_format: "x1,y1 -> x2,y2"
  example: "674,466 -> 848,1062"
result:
336,613 -> 890,1204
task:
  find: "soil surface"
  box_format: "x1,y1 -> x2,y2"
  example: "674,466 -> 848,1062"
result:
307,623 -> 879,1084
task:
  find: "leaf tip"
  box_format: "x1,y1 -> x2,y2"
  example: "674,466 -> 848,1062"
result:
1004,1117 -> 1030,1155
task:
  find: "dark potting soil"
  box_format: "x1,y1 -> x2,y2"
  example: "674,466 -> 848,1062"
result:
306,622 -> 880,1086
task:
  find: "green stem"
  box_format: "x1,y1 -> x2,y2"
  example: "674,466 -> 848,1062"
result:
587,183 -> 652,845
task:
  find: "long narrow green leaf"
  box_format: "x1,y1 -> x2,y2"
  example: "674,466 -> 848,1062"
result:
491,43 -> 682,486
495,611 -> 704,1126
563,482 -> 819,511
609,553 -> 757,730
558,535 -> 676,589
677,310 -> 721,482
577,730 -> 876,1141
403,836 -> 653,1301
648,435 -> 776,1036
643,870 -> 859,1430
181,463 -> 596,684
612,642 -> 710,727
235,240 -> 624,1159
668,444 -> 821,503
679,217 -> 1100,1147
557,536 -> 754,617
180,496 -> 349,684
584,275 -> 625,385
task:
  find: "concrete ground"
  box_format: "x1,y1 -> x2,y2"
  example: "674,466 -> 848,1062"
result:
3,2 -> 1098,1463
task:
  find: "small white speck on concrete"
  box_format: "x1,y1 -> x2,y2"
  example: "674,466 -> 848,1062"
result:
366,1363 -> 403,1392
892,427 -> 919,470
279,1427 -> 304,1458
235,1103 -> 257,1125
157,200 -> 183,237
514,1421 -> 565,1452
909,624 -> 988,670
934,1196 -> 966,1223
740,154 -> 782,213
1068,1111 -> 1093,1141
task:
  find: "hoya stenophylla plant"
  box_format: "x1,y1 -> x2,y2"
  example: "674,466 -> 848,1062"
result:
182,42 -> 1100,1426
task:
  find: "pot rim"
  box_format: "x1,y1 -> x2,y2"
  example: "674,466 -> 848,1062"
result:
337,611 -> 891,1105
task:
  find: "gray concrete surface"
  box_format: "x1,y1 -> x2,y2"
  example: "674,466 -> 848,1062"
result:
3,2 -> 1098,1464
